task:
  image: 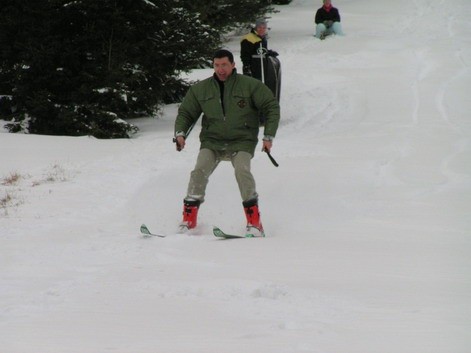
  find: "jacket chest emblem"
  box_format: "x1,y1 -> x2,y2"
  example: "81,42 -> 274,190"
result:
237,99 -> 247,108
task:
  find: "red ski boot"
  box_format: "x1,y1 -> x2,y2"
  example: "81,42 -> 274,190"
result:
180,199 -> 200,230
243,199 -> 265,237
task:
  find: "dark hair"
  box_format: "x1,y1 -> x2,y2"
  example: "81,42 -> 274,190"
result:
213,49 -> 234,63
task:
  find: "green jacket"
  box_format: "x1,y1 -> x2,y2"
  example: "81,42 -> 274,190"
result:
175,69 -> 280,156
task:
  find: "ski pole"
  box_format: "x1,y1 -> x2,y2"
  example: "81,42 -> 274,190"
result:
262,147 -> 279,167
266,151 -> 279,167
258,43 -> 265,84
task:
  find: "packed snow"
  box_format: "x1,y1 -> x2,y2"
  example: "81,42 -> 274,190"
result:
1,0 -> 470,352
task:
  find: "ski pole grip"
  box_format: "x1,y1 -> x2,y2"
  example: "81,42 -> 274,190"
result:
265,150 -> 279,167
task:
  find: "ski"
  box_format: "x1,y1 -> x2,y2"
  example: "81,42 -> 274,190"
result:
141,224 -> 265,239
140,224 -> 166,238
213,226 -> 265,239
140,223 -> 194,238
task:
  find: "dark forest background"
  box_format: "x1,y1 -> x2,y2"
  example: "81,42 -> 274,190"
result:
0,0 -> 290,138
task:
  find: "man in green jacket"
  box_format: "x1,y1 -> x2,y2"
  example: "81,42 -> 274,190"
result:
174,49 -> 280,236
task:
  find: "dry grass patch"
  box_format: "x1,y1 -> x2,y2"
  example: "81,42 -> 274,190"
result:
2,172 -> 21,186
0,192 -> 13,208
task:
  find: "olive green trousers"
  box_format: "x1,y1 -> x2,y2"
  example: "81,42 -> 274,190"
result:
185,148 -> 258,203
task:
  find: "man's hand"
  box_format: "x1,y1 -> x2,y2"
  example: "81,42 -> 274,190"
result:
262,139 -> 273,153
175,136 -> 186,151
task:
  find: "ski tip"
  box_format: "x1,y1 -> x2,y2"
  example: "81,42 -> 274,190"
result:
140,224 -> 150,234
212,226 -> 247,239
140,224 -> 166,238
212,226 -> 224,237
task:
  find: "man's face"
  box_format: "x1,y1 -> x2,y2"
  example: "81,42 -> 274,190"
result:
213,57 -> 235,81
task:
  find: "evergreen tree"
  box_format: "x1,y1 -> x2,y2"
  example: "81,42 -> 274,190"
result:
272,0 -> 292,4
178,0 -> 275,32
0,0 -> 220,138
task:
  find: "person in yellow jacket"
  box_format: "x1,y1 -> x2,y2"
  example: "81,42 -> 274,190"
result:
240,19 -> 278,81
